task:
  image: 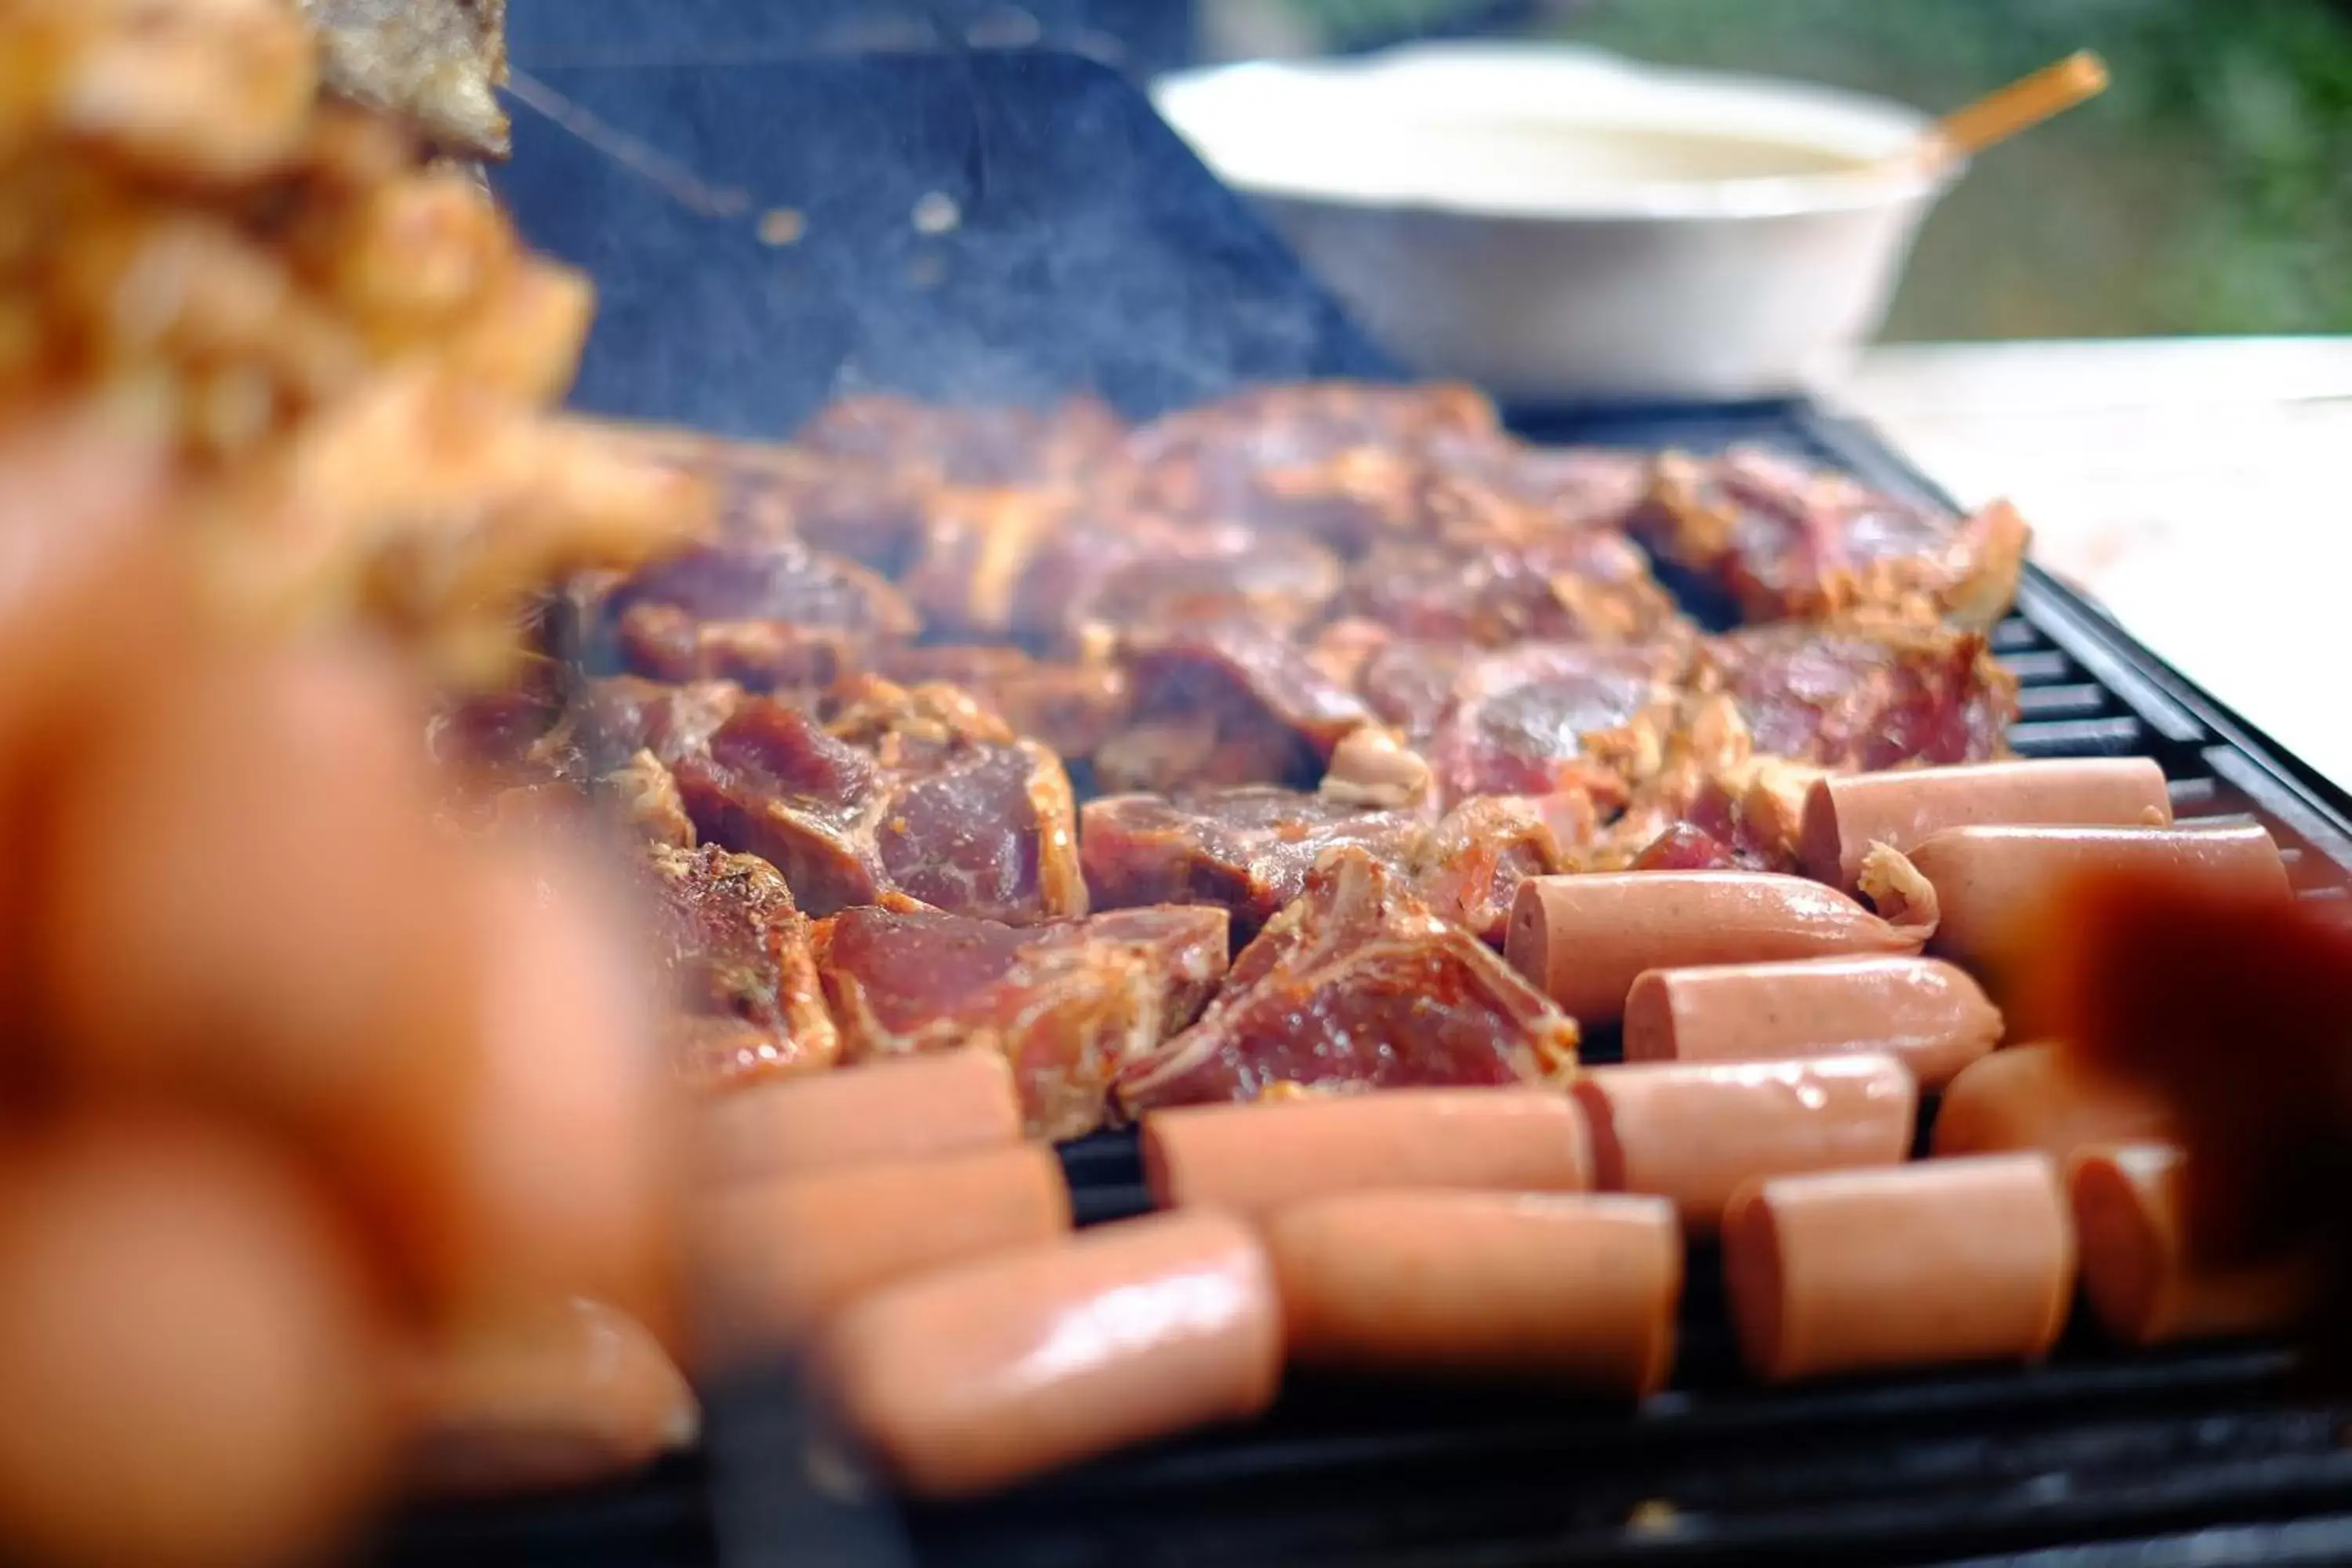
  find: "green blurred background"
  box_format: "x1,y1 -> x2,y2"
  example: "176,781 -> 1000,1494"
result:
1225,0 -> 2352,339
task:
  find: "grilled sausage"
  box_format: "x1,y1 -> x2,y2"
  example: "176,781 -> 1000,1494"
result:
1571,1055 -> 1917,1232
1265,1192 -> 1680,1396
1621,956 -> 2001,1088
695,1145 -> 1072,1359
1506,873 -> 1929,1025
1722,1154 -> 2074,1383
698,1050 -> 1024,1184
1141,1088 -> 1592,1218
401,1300 -> 699,1499
815,1213 -> 1281,1497
1798,759 -> 2172,893
1902,825 -> 2292,976
2068,1142 -> 2314,1348
1933,1044 -> 2179,1163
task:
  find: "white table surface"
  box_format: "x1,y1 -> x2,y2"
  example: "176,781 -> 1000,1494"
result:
1828,336 -> 2352,793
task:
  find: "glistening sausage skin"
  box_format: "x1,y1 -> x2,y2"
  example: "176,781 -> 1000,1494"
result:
1506,873 -> 1929,1025
815,1213 -> 1282,1498
1141,1087 -> 1592,1218
1933,1043 -> 2179,1164
1798,759 -> 2172,893
1265,1192 -> 1681,1397
1722,1154 -> 2075,1383
1622,956 -> 2001,1088
698,1049 -> 1024,1185
1572,1054 -> 1917,1232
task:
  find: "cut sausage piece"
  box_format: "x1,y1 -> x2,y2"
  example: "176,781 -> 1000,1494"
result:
2068,1142 -> 2314,1348
1506,872 -> 1929,1025
399,1301 -> 699,1499
1933,1044 -> 2179,1163
1265,1192 -> 1680,1396
1798,759 -> 2173,893
815,1213 -> 1281,1498
1622,956 -> 2001,1088
1142,1087 -> 1592,1218
1722,1154 -> 2075,1384
695,1146 -> 1072,1359
697,1050 -> 1023,1185
1900,825 -> 2291,976
1572,1055 -> 1917,1232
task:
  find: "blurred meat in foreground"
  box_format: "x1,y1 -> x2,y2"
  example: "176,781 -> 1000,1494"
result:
2008,864 -> 2352,1380
301,0 -> 511,158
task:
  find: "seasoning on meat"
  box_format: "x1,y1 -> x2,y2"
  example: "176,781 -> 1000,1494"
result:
1095,619 -> 1370,795
1423,641 -> 1692,811
600,539 -> 920,695
1638,447 -> 2029,628
822,905 -> 1232,1139
1115,848 -> 1581,1111
1341,531 -> 1679,648
676,684 -> 1084,923
643,844 -> 840,1091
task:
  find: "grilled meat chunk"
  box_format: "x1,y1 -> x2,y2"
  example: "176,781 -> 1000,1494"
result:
1095,619 -> 1370,795
601,539 -> 919,695
1114,849 -> 1580,1111
820,905 -> 1231,1139
644,844 -> 839,1091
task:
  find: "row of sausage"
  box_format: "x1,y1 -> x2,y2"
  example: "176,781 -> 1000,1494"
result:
684,1047 -> 2310,1499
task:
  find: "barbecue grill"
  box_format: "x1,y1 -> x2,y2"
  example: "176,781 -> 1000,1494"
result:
389,46 -> 2352,1568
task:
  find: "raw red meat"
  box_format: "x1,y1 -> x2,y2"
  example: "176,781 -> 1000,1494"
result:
568,675 -> 746,771
1412,437 -> 1653,543
1410,792 -> 1598,942
1113,848 -> 1581,1111
1690,618 -> 2019,772
820,903 -> 1231,1139
1080,787 -> 1426,942
1094,619 -> 1370,794
644,844 -> 840,1092
674,685 -> 1086,922
1341,530 -> 1680,648
875,644 -> 1132,760
1424,641 -> 1690,811
1639,447 -> 2028,627
602,538 -> 919,694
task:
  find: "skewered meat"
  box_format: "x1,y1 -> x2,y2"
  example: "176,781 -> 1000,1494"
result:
601,539 -> 919,695
675,688 -> 1085,923
1639,448 -> 2028,628
820,905 -> 1231,1139
1080,787 -> 1428,942
1341,530 -> 1679,648
1687,618 -> 2019,775
1115,849 -> 1581,1111
643,844 -> 838,1091
1095,619 -> 1370,794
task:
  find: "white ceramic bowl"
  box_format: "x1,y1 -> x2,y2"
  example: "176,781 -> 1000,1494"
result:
1152,43 -> 1958,403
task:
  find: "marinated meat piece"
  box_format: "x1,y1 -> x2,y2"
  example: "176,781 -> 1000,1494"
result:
1319,727 -> 1436,813
1640,448 -> 2028,627
1691,619 -> 2019,773
1127,382 -> 1500,551
1410,793 -> 1597,944
603,539 -> 918,694
876,646 -> 1132,760
674,699 -> 886,914
1080,788 -> 1426,942
1415,437 -> 1653,543
675,690 -> 1086,924
567,676 -> 745,772
1628,822 -> 1745,873
644,844 -> 839,1091
1073,524 -> 1343,644
1353,637 -> 1462,740
1096,620 -> 1370,795
1114,849 -> 1581,1111
1425,642 -> 1689,811
898,487 -> 1079,640
1342,530 -> 1679,648
821,905 -> 1232,1139
608,750 -> 695,849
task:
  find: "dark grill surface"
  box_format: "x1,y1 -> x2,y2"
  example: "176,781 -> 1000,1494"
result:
441,49 -> 2352,1568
